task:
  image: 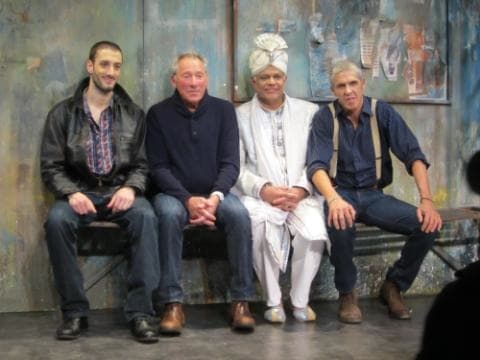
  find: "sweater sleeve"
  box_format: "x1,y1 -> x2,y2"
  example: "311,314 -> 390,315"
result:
212,102 -> 240,195
146,106 -> 191,204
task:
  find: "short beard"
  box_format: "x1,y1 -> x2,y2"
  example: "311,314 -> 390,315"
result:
92,76 -> 114,94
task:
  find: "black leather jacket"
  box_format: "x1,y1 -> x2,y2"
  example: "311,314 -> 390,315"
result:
40,78 -> 148,198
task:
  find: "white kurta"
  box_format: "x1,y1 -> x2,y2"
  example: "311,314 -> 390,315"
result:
234,94 -> 330,308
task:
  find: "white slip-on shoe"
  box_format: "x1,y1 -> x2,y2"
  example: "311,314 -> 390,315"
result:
293,305 -> 316,322
264,306 -> 286,323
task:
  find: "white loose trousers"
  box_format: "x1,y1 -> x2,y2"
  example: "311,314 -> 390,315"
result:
252,221 -> 325,308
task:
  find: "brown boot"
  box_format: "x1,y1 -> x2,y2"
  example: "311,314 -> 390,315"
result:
379,280 -> 412,320
159,302 -> 185,335
230,301 -> 255,331
338,290 -> 362,324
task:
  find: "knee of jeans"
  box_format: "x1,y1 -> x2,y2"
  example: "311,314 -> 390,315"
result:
44,204 -> 77,230
219,198 -> 250,224
128,204 -> 157,224
415,228 -> 439,246
153,197 -> 186,223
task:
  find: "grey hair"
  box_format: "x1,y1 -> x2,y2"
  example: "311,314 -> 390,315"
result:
330,60 -> 364,89
171,51 -> 208,75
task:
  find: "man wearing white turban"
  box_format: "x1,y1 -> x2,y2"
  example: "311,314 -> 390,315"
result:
234,33 -> 330,323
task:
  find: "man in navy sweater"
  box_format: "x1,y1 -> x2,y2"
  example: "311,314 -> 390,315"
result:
146,52 -> 255,334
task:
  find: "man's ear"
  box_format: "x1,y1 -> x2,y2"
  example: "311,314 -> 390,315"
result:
360,78 -> 366,90
170,74 -> 177,88
86,59 -> 93,75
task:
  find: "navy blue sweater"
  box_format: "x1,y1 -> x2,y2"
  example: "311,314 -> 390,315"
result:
146,90 -> 240,204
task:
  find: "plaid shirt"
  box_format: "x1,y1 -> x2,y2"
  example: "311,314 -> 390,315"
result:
83,94 -> 114,175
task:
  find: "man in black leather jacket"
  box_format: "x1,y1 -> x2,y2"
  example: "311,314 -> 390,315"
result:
40,41 -> 159,343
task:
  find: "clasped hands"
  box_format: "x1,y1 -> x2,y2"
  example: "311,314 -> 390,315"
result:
260,184 -> 307,212
186,195 -> 220,227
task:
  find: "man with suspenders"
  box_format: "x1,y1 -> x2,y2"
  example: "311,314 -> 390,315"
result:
307,60 -> 442,323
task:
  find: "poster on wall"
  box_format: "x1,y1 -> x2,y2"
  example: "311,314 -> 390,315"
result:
234,0 -> 448,103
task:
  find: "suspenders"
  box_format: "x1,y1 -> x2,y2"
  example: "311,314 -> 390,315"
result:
328,98 -> 382,181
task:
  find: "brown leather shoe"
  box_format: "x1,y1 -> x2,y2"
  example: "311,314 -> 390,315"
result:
230,301 -> 255,331
379,280 -> 412,320
338,290 -> 362,324
159,302 -> 185,335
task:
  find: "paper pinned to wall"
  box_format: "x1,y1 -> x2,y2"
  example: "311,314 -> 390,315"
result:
360,18 -> 379,69
378,25 -> 402,81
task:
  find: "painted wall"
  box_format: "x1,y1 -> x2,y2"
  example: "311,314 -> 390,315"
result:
0,0 -> 478,313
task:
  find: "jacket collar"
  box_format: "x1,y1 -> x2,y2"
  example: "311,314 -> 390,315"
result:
72,77 -> 134,110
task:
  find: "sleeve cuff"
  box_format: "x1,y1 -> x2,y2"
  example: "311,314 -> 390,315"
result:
210,191 -> 225,202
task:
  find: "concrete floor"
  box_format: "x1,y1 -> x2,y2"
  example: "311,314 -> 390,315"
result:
0,296 -> 433,360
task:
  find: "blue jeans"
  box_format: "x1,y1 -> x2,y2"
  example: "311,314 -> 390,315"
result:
152,193 -> 255,303
44,194 -> 160,322
326,188 -> 438,294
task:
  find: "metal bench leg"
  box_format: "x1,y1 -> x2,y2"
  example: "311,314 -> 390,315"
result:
83,255 -> 127,292
431,246 -> 463,272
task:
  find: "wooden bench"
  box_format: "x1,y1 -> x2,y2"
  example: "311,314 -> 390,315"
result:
430,207 -> 480,270
77,207 -> 480,292
77,222 -> 227,291
352,207 -> 480,271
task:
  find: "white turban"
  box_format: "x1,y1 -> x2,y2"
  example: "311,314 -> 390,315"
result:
249,33 -> 288,76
